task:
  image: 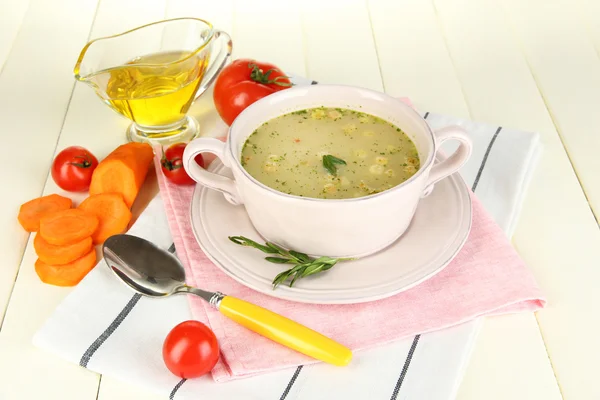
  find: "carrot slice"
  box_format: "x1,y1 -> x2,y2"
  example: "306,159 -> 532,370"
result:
78,193 -> 132,244
35,248 -> 97,287
34,234 -> 92,265
39,209 -> 99,246
18,194 -> 72,232
89,142 -> 153,208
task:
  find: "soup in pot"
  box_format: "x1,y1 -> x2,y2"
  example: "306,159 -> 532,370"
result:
240,106 -> 420,199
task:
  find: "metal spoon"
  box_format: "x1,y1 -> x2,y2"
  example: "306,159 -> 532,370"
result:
102,234 -> 352,367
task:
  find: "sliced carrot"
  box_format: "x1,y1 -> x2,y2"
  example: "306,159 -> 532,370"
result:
78,193 -> 132,244
35,248 -> 97,287
34,234 -> 92,265
39,209 -> 99,246
89,142 -> 153,208
17,194 -> 72,232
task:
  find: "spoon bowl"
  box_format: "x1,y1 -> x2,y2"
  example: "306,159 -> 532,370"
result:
104,234 -> 186,297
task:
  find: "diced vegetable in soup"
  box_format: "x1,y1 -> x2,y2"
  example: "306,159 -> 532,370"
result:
240,107 -> 420,199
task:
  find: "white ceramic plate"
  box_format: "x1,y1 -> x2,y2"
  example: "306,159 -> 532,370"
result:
189,159 -> 472,304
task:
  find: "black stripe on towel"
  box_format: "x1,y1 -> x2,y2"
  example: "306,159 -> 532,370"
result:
390,334 -> 420,400
79,243 -> 177,368
279,366 -> 303,400
79,293 -> 142,368
472,127 -> 502,191
169,378 -> 187,399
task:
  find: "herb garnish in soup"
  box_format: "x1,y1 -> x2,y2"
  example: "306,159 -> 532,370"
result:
240,107 -> 420,199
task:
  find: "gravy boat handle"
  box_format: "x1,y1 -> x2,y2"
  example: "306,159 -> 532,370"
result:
194,30 -> 233,101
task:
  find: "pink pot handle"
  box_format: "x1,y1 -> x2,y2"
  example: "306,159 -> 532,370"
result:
182,138 -> 243,205
422,126 -> 472,197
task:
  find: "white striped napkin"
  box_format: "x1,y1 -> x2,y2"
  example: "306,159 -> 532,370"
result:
32,92 -> 541,399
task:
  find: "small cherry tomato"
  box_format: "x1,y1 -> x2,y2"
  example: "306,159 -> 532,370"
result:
162,320 -> 219,378
161,143 -> 204,185
51,146 -> 99,192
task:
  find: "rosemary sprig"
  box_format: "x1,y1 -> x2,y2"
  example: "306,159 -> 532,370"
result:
322,154 -> 346,175
228,236 -> 352,289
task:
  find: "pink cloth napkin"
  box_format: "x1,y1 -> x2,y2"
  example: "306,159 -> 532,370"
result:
152,153 -> 545,383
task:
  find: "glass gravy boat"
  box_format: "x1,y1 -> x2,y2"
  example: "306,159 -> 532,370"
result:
74,18 -> 232,144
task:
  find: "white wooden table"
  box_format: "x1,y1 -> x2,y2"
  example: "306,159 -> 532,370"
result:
1,0 -> 598,398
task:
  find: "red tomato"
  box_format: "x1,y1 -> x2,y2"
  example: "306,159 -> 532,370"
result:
213,58 -> 292,125
162,320 -> 219,378
51,146 -> 99,192
161,143 -> 205,185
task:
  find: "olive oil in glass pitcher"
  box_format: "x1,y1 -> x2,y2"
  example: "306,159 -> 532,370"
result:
74,18 -> 232,144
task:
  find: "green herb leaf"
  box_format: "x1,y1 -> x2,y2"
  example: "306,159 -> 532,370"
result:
229,235 -> 353,289
289,250 -> 310,263
228,236 -> 278,254
300,263 -> 325,277
272,270 -> 292,288
266,242 -> 287,254
322,155 -> 347,175
321,262 -> 337,271
290,270 -> 303,287
313,256 -> 338,265
265,257 -> 292,264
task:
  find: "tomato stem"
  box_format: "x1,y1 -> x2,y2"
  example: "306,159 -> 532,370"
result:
160,147 -> 183,171
69,154 -> 92,168
248,63 -> 293,87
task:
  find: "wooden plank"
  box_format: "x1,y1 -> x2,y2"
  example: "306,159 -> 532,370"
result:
577,0 -> 600,56
367,0 -> 469,118
502,0 -> 600,218
165,0 -> 233,33
0,0 -> 30,70
300,0 -> 383,91
0,0 -> 170,399
434,0 -> 600,398
98,377 -> 164,400
232,0 -> 306,77
0,0 -> 98,324
0,0 -> 101,395
457,314 -> 561,399
497,0 -> 600,398
0,237 -> 101,400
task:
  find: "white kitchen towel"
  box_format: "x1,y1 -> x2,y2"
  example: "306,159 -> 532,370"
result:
32,109 -> 541,400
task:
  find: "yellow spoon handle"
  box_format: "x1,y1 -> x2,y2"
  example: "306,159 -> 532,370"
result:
218,296 -> 352,366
